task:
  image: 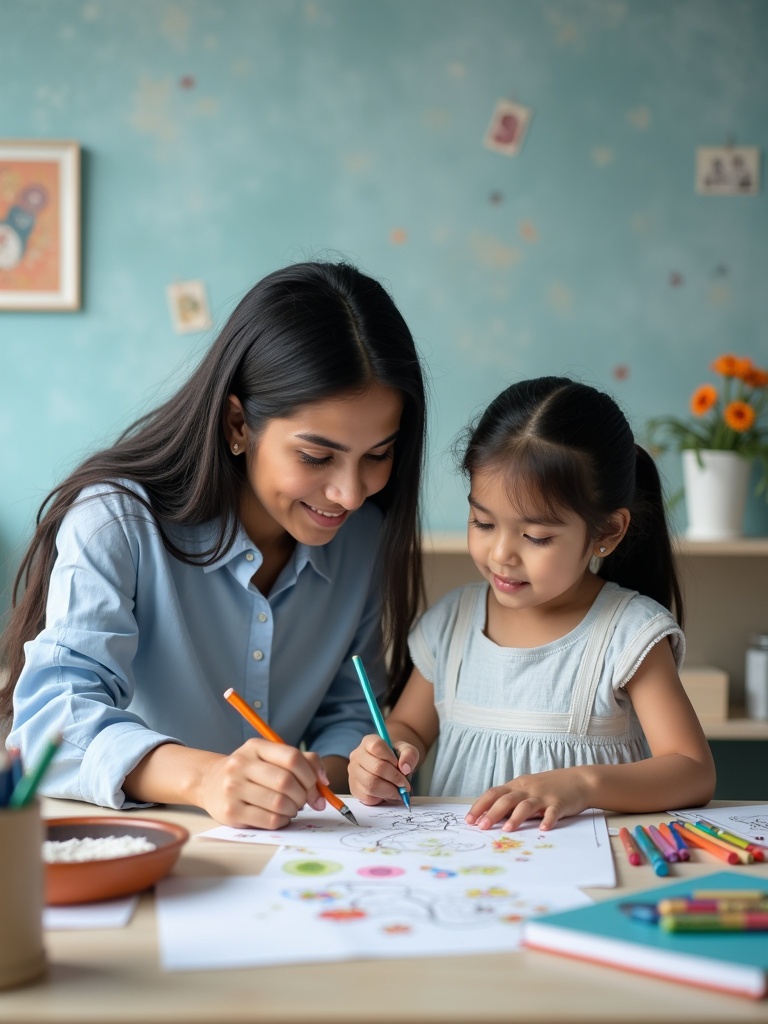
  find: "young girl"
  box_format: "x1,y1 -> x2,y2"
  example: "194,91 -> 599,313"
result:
348,376 -> 716,830
3,260 -> 427,830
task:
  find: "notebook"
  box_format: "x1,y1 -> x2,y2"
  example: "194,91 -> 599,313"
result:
522,870 -> 768,1000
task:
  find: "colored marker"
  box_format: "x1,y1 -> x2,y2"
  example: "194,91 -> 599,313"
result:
685,822 -> 753,864
676,821 -> 740,865
659,821 -> 690,861
223,688 -> 359,826
633,825 -> 669,876
8,733 -> 62,808
351,654 -> 411,810
619,902 -> 659,923
693,888 -> 768,901
660,910 -> 768,933
648,824 -> 679,862
698,820 -> 766,861
618,826 -> 642,866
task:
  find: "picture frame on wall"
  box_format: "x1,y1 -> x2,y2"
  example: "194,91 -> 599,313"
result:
0,139 -> 81,310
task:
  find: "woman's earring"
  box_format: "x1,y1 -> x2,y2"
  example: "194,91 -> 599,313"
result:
598,545 -> 607,554
232,443 -> 239,454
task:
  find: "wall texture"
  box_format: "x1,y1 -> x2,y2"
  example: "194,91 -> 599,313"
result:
2,0 -> 767,618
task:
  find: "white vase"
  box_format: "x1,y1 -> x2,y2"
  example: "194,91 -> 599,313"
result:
682,449 -> 752,540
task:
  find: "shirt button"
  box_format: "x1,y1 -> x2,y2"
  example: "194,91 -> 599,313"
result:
258,612 -> 268,623
245,552 -> 255,562
253,700 -> 263,710
252,650 -> 264,661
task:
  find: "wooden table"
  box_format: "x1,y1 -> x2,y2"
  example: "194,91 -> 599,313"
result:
3,798 -> 768,1024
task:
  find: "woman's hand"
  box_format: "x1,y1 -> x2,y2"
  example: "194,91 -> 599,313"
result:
465,768 -> 592,832
348,734 -> 419,806
196,738 -> 331,829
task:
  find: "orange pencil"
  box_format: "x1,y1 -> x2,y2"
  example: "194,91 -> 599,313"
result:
223,687 -> 359,826
677,822 -> 740,865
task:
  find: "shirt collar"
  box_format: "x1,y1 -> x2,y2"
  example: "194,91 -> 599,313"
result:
194,520 -> 333,583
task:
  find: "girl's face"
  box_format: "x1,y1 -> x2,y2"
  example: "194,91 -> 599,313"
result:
466,467 -> 598,613
233,384 -> 403,547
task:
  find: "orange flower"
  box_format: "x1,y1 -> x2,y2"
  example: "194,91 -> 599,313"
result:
724,400 -> 755,432
742,365 -> 768,388
711,354 -> 742,377
690,384 -> 717,416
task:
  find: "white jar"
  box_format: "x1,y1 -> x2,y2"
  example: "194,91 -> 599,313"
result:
745,633 -> 768,720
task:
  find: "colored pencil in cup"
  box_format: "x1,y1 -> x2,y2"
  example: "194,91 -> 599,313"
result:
223,688 -> 359,826
618,826 -> 642,866
351,654 -> 410,810
8,733 -> 62,809
632,825 -> 669,876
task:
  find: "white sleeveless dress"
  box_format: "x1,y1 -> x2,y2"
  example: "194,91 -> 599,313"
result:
407,581 -> 685,797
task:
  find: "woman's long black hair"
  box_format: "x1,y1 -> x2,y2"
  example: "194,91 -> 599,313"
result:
1,261 -> 427,717
460,376 -> 683,625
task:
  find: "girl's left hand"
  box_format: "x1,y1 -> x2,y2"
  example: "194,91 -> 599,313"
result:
465,768 -> 590,832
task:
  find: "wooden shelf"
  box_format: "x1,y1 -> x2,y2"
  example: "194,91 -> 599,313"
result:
424,532 -> 768,556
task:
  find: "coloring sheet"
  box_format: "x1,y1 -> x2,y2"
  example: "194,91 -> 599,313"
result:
670,803 -> 768,845
155,846 -> 591,971
196,801 -> 615,888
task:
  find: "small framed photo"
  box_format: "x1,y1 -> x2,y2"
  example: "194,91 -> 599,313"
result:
0,139 -> 81,310
483,99 -> 533,157
696,146 -> 760,195
166,279 -> 213,334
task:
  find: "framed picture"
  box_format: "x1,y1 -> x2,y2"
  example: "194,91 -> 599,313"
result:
695,146 -> 760,196
166,279 -> 213,334
0,139 -> 81,310
483,99 -> 533,157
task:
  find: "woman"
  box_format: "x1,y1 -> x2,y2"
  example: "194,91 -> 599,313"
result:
2,260 -> 427,828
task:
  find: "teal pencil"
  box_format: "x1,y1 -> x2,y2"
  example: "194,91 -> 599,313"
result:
9,733 -> 62,809
351,654 -> 411,810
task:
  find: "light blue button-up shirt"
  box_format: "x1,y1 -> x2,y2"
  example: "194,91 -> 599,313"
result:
9,483 -> 387,808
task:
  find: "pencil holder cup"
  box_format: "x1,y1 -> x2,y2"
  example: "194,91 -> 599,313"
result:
0,799 -> 47,988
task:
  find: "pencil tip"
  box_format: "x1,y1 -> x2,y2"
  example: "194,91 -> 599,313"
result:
342,806 -> 360,826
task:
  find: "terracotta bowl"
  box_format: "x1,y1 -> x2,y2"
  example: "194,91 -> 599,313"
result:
44,816 -> 189,905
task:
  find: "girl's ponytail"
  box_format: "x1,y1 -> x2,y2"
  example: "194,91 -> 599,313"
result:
599,445 -> 684,628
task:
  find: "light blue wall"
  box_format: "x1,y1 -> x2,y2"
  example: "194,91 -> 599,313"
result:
2,0 -> 768,617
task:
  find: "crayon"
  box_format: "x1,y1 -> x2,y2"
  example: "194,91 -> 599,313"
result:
648,824 -> 679,862
633,825 -> 669,876
659,821 -> 690,861
684,822 -> 753,864
618,826 -> 642,866
660,910 -> 768,933
698,820 -> 766,861
657,897 -> 768,915
676,822 -> 740,865
693,888 -> 768,900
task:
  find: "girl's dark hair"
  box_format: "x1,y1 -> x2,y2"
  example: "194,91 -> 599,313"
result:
1,261 -> 426,718
461,376 -> 683,626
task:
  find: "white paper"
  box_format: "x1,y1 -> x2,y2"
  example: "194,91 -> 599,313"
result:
196,801 -> 615,889
44,895 -> 138,930
669,803 -> 768,846
155,849 -> 591,971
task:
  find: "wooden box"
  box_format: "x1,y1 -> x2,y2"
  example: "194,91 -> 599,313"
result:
680,666 -> 729,723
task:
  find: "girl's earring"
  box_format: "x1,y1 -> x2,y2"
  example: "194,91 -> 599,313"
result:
598,545 -> 607,554
232,443 -> 239,454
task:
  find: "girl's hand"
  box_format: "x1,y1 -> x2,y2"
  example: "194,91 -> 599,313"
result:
348,734 -> 418,805
196,738 -> 329,829
465,768 -> 591,832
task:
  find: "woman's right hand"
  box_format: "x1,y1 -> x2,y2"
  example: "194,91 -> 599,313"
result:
194,738 -> 329,829
348,734 -> 419,805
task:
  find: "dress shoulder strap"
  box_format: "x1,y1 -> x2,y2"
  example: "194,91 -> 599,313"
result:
442,585 -> 483,718
569,585 -> 635,736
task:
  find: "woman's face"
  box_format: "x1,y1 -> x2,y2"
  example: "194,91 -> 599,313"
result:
232,384 -> 404,547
